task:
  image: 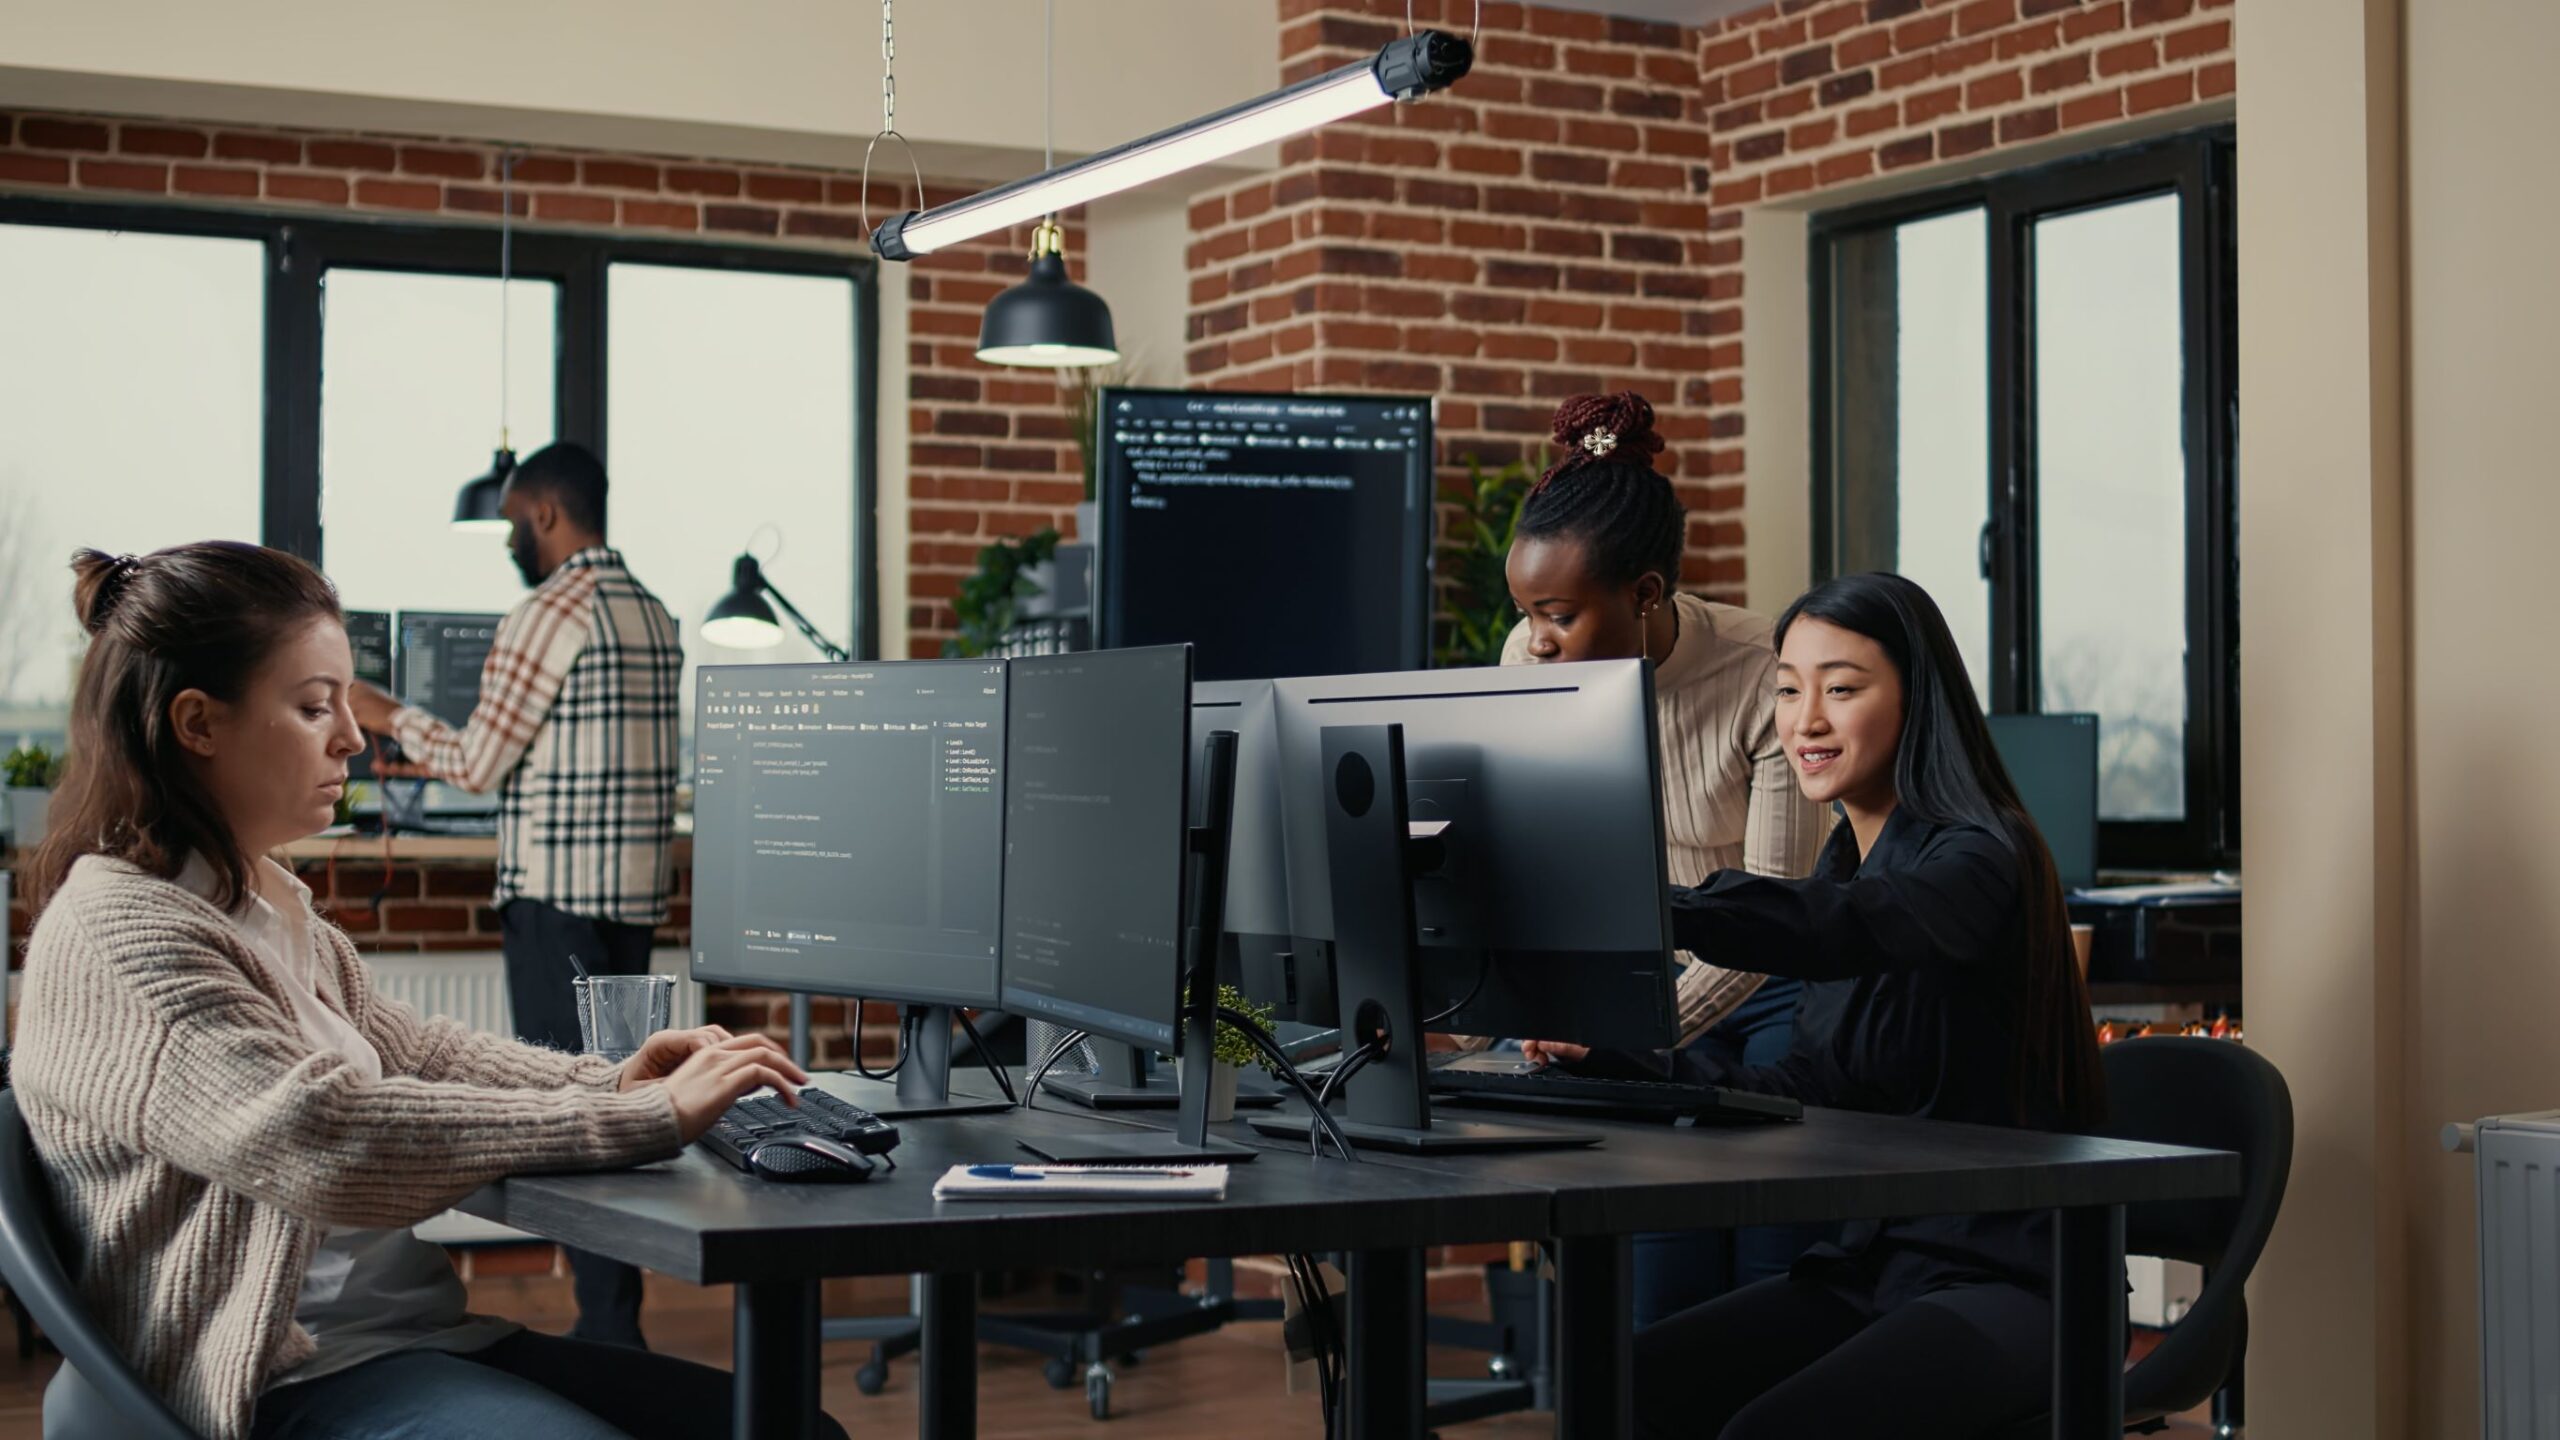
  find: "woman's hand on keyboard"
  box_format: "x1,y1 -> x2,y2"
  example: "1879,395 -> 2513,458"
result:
1519,1039 -> 1590,1068
655,1035 -> 812,1142
620,1024 -> 748,1090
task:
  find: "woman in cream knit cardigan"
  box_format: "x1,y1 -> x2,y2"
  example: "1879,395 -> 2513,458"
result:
14,542 -> 842,1440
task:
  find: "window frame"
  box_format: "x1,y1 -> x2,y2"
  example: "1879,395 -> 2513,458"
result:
0,194 -> 883,661
1808,127 -> 2239,871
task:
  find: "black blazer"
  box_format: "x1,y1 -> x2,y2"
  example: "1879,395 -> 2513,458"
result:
1590,805 -> 2064,1299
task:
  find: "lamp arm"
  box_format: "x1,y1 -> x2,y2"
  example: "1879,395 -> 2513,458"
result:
759,578 -> 851,662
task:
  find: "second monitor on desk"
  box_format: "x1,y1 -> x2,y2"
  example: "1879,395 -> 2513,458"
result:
689,659 -> 1016,1118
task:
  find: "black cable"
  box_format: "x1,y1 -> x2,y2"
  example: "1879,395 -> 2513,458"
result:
847,998 -> 908,1083
1217,1005 -> 1359,1163
1284,1254 -> 1338,1438
953,1009 -> 1018,1103
1310,1041 -> 1383,1158
1421,950 -> 1493,1030
1020,1027 -> 1090,1114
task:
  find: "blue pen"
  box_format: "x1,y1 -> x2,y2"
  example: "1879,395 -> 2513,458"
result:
965,1165 -> 1196,1181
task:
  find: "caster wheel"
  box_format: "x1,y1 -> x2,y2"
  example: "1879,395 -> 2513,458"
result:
1044,1358 -> 1076,1390
1086,1367 -> 1112,1420
854,1362 -> 887,1397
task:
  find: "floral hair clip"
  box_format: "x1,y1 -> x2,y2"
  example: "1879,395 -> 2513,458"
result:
1581,429 -> 1619,458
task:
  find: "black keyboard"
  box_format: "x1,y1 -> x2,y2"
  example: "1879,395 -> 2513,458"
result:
1429,1057 -> 1802,1124
696,1089 -> 902,1173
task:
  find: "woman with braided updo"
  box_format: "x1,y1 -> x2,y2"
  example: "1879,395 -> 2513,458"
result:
1499,392 -> 1832,1325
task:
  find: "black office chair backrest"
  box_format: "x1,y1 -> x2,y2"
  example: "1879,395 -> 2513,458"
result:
2101,1037 -> 2293,1425
0,1091 -> 203,1440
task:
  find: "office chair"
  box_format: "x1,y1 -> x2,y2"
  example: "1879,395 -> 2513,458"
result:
1990,1037 -> 2293,1439
0,1091 -> 203,1440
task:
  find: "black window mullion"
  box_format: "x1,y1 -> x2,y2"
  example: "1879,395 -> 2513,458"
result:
1985,187 -> 2032,716
264,224 -> 323,563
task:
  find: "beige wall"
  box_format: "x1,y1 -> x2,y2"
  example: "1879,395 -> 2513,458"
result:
0,0 -> 1279,182
2402,0 -> 2560,1432
2243,0 -> 2560,1433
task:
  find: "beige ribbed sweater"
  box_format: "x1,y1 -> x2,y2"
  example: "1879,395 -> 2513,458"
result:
12,855 -> 684,1440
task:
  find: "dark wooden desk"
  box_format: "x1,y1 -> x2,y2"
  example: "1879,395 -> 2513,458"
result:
458,1082 -> 1552,1440
1147,1100 -> 2240,1440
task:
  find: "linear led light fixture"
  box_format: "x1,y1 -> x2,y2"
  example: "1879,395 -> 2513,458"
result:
870,30 -> 1473,261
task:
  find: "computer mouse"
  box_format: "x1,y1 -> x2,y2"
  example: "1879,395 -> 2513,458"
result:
746,1134 -> 876,1183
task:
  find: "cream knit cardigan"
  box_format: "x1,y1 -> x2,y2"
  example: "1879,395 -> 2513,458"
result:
12,856 -> 684,1440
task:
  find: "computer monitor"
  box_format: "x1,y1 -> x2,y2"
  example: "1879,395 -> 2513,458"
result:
342,611 -> 392,783
392,611 -> 500,727
1248,659 -> 1679,1153
1093,389 -> 1434,682
1035,678 -> 1301,1111
999,645 -> 1253,1162
1988,712 -> 2100,891
690,659 -> 1013,1117
388,611 -> 503,821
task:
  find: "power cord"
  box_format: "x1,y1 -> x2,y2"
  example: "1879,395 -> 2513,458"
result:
1019,1026 -> 1091,1114
847,999 -> 911,1082
952,1009 -> 1018,1103
1216,1005 -> 1359,1163
1421,951 -> 1492,1030
1283,1252 -> 1347,1438
1308,1040 -> 1384,1158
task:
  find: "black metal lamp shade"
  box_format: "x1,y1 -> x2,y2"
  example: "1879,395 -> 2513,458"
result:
452,447 -> 515,531
976,251 -> 1119,368
702,554 -> 785,649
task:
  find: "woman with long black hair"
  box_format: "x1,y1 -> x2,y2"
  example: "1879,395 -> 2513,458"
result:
1525,570 -> 2108,1439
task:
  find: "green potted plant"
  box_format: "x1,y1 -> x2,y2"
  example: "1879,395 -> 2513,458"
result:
1178,982 -> 1278,1122
941,528 -> 1062,658
1433,453 -> 1540,669
3,741 -> 65,851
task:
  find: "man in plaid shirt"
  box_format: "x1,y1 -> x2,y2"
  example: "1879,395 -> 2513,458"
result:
351,441 -> 682,1348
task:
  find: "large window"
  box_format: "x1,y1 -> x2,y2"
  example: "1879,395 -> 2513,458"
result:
0,223 -> 267,753
1812,130 -> 2237,868
0,195 -> 879,761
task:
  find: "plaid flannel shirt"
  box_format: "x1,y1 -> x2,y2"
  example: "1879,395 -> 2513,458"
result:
390,547 -> 683,924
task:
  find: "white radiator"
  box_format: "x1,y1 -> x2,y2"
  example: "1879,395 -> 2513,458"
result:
2451,1110 -> 2560,1438
361,949 -> 704,1248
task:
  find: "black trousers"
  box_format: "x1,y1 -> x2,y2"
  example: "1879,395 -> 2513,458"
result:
1632,1266 -> 2052,1440
499,897 -> 659,1348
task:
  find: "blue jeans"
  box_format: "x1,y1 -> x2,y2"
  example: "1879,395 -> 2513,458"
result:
1632,977 -> 1834,1329
247,1330 -> 853,1440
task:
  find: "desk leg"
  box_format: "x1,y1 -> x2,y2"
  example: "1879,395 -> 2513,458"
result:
733,1279 -> 819,1440
920,1271 -> 978,1440
1345,1248 -> 1423,1440
2052,1203 -> 2126,1440
1555,1234 -> 1633,1440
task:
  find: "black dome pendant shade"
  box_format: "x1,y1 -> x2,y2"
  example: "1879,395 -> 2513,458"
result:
976,220 -> 1118,368
452,446 -> 516,531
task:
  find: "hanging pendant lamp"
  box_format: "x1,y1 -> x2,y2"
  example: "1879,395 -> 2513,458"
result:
975,0 -> 1119,369
453,151 -> 520,531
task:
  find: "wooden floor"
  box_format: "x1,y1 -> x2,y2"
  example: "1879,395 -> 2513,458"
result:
0,1266 -> 1558,1440
0,1266 -> 2217,1438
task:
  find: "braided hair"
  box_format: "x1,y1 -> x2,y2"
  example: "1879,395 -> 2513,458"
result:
1516,391 -> 1684,594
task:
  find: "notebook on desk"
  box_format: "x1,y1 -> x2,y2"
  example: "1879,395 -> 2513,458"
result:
931,1164 -> 1230,1202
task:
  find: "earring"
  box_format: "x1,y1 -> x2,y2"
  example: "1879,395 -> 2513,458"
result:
1641,605 -> 1654,662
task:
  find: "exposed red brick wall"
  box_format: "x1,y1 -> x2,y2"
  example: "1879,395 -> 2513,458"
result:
1184,0 -> 1744,596
1183,0 -> 2231,605
0,108 -> 1088,661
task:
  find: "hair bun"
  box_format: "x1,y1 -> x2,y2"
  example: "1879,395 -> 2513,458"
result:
1538,391 -> 1667,490
69,548 -> 144,637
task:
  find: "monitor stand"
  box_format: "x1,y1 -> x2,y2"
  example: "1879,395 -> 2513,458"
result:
823,1004 -> 1015,1120
1038,1039 -> 1285,1111
1016,730 -> 1257,1165
1249,723 -> 1598,1155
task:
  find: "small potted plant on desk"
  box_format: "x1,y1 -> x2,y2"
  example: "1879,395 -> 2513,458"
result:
3,743 -> 64,851
1181,983 -> 1279,1122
